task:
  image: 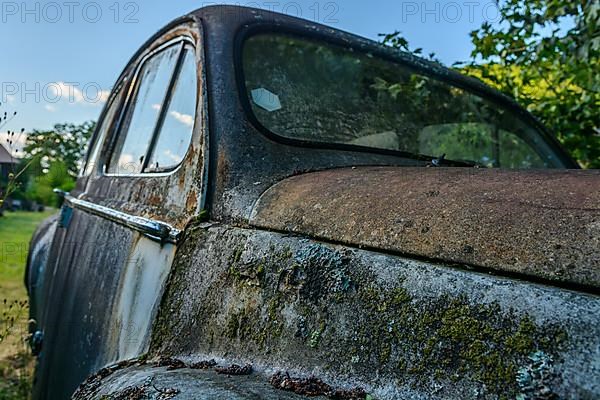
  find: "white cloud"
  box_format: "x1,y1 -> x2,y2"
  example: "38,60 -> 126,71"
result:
44,104 -> 58,112
150,107 -> 193,128
48,81 -> 110,107
169,111 -> 194,127
115,153 -> 142,175
48,82 -> 84,104
162,149 -> 182,163
118,153 -> 135,165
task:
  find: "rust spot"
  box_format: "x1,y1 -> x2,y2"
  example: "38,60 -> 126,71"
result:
217,150 -> 230,189
147,194 -> 162,207
178,145 -> 196,191
214,364 -> 253,376
186,190 -> 198,212
178,168 -> 187,190
270,372 -> 367,399
189,359 -> 217,369
154,357 -> 186,371
250,167 -> 600,289
73,358 -> 145,399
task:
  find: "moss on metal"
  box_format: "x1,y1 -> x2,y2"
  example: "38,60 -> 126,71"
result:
151,227 -> 574,399
346,288 -> 565,394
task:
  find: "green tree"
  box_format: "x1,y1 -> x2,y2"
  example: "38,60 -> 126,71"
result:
22,121 -> 96,206
24,121 -> 96,178
466,0 -> 599,168
25,161 -> 75,207
383,1 -> 598,167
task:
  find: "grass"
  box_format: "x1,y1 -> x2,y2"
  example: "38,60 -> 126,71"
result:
0,210 -> 55,400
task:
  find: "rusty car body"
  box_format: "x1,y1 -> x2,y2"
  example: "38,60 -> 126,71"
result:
25,5 -> 599,400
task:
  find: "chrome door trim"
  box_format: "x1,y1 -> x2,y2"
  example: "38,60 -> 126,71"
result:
65,196 -> 181,244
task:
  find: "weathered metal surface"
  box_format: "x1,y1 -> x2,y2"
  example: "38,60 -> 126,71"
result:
25,213 -> 58,328
250,167 -> 600,289
151,225 -> 600,400
80,19 -> 208,231
74,363 -> 322,399
31,211 -> 176,399
106,237 -> 176,362
26,5 -> 595,400
33,210 -> 134,399
29,18 -> 208,400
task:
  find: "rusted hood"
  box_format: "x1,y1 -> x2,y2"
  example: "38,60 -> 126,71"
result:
250,167 -> 600,290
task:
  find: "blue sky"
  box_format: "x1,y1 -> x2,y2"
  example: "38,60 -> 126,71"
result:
0,0 -> 500,149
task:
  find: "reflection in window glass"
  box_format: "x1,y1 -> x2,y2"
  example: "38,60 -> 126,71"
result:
243,34 -> 566,168
418,124 -> 547,168
109,45 -> 180,174
146,47 -> 196,172
83,90 -> 123,176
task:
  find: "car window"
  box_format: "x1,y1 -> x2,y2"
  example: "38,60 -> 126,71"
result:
82,89 -> 124,176
108,41 -> 196,175
145,47 -> 196,173
242,34 -> 567,168
418,123 -> 547,168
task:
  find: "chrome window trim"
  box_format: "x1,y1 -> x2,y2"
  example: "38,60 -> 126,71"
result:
80,78 -> 128,178
102,35 -> 198,178
65,195 -> 182,244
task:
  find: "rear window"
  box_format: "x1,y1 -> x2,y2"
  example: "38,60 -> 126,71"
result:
242,33 -> 566,168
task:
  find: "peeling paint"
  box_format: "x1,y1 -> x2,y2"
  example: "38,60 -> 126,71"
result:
108,236 -> 176,361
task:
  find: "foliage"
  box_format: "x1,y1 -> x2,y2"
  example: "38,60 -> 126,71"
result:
0,300 -> 27,345
465,0 -> 599,168
16,121 -> 95,206
24,161 -> 75,208
0,104 -> 26,211
0,350 -> 33,400
379,31 -> 442,63
23,121 -> 96,178
0,211 -> 51,400
382,2 -> 598,168
2,117 -> 94,209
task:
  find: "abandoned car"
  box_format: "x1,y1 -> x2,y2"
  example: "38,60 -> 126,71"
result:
25,5 -> 599,400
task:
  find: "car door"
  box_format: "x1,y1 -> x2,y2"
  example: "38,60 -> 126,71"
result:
33,20 -> 206,400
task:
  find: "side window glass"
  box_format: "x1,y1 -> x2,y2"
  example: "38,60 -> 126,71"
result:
498,130 -> 546,168
82,90 -> 123,176
146,47 -> 197,172
108,45 -> 181,174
